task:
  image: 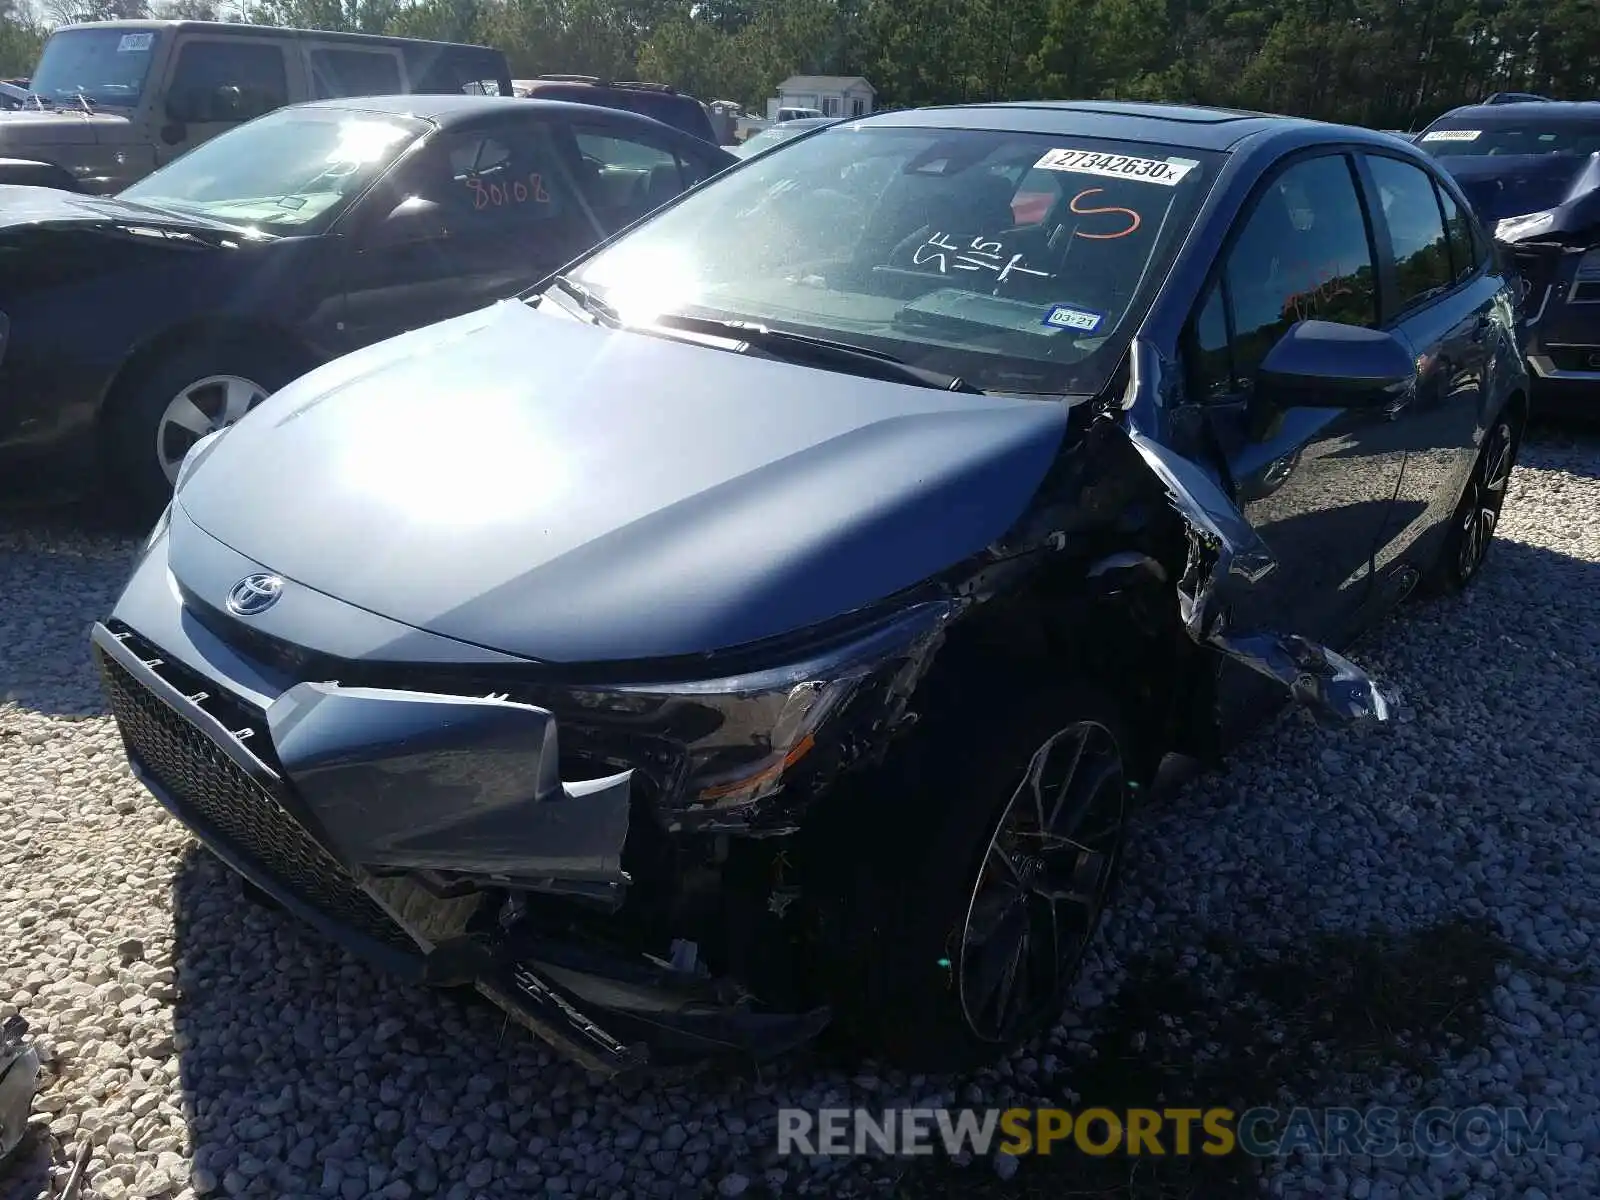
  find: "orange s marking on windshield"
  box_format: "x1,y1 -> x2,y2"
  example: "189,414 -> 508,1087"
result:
1069,188 -> 1142,240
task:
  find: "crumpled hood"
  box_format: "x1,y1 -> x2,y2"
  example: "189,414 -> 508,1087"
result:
177,300 -> 1072,663
0,105 -> 129,147
1436,153 -> 1600,222
0,183 -> 241,236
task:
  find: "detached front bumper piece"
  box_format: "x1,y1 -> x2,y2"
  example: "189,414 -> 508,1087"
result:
91,622 -> 825,1076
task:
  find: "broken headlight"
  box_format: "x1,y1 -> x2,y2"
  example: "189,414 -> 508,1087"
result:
566,601 -> 953,813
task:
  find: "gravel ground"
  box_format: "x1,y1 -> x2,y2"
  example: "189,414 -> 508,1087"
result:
0,427 -> 1597,1200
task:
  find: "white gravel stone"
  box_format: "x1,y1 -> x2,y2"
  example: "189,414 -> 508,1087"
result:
1,432 -> 1596,1200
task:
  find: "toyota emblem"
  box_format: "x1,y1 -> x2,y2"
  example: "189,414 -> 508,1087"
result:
226,573 -> 285,616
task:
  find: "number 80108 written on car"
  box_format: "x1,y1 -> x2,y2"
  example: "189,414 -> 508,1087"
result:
1033,148 -> 1200,187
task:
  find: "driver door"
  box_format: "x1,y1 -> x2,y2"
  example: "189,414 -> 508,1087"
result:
337,119 -> 603,352
155,36 -> 289,167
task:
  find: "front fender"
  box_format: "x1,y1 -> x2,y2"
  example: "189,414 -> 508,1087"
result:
0,156 -> 81,191
1116,338 -> 1395,729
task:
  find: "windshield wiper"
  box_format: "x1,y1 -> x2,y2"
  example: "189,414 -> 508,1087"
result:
548,273 -> 620,326
649,313 -> 983,393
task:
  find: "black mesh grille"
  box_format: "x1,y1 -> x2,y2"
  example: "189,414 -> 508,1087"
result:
98,646 -> 419,955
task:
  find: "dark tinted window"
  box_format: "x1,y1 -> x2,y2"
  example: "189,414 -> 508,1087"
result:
169,39 -> 287,119
1418,120 -> 1600,158
573,128 -> 689,225
1189,280 -> 1233,399
1224,153 -> 1379,381
424,124 -> 573,227
405,47 -> 508,95
1367,155 -> 1453,312
310,48 -> 404,98
1435,181 -> 1482,284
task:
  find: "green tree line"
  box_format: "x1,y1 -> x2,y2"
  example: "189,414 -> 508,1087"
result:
3,0 -> 1597,129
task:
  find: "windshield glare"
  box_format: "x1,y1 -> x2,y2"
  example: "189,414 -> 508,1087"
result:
569,125 -> 1216,394
734,128 -> 804,156
1419,121 -> 1600,157
121,107 -> 426,232
29,28 -> 157,106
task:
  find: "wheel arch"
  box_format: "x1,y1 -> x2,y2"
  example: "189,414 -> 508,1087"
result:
1501,385 -> 1529,442
95,316 -> 318,430
910,516 -> 1211,785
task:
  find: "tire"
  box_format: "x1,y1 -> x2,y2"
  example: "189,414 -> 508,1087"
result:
101,337 -> 298,526
813,672 -> 1133,1073
1423,412 -> 1519,595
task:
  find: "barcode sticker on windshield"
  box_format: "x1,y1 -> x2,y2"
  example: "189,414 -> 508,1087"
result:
1420,129 -> 1481,142
117,33 -> 153,52
1033,148 -> 1199,186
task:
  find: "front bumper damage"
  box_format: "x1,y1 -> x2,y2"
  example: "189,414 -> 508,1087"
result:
1508,237 -> 1600,402
91,623 -> 829,1078
93,394 -> 1394,1076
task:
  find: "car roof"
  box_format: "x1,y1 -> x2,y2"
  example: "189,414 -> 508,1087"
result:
281,94 -> 731,153
852,100 -> 1345,152
56,18 -> 496,52
286,92 -> 657,126
1430,100 -> 1600,124
766,117 -> 835,130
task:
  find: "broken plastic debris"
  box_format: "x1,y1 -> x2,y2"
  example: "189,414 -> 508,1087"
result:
0,1015 -> 41,1164
669,938 -> 699,975
1117,420 -> 1396,728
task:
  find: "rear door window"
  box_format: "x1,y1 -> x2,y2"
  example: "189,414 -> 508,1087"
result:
1366,155 -> 1454,313
309,47 -> 405,98
168,39 -> 288,120
571,127 -> 696,226
1434,180 -> 1484,285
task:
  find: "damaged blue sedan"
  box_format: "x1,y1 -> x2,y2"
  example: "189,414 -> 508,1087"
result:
94,100 -> 1528,1076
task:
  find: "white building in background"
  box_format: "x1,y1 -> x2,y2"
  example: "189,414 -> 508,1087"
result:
766,75 -> 876,121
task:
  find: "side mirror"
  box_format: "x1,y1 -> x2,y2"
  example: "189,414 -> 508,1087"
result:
367,196 -> 449,247
164,88 -> 199,124
1255,320 -> 1417,410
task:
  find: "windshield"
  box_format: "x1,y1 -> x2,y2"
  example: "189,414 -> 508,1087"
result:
29,27 -> 157,107
732,127 -> 806,157
121,106 -> 427,233
565,124 -> 1218,395
1418,119 -> 1600,157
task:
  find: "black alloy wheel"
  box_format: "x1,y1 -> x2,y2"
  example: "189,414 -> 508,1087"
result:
957,720 -> 1126,1044
1455,417 -> 1515,584
814,675 -> 1137,1073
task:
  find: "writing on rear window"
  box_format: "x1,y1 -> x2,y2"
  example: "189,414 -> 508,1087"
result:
1033,148 -> 1199,187
913,232 -> 1052,282
1420,129 -> 1481,142
466,172 -> 551,210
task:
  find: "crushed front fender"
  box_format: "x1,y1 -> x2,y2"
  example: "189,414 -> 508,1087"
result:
1111,415 -> 1395,728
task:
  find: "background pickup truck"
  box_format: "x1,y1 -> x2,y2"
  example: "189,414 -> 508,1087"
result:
0,19 -> 512,193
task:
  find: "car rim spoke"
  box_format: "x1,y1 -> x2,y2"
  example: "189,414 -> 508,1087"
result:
958,719 -> 1125,1043
1458,423 -> 1514,580
157,375 -> 268,483
222,378 -> 266,424
962,903 -> 1029,1032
